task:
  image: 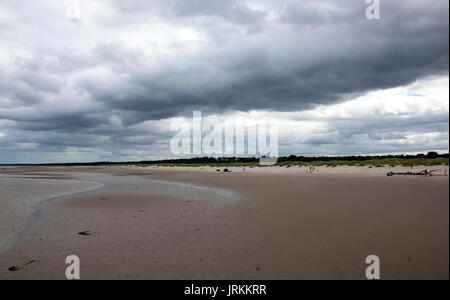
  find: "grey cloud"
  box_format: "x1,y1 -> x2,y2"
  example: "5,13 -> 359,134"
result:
86,1 -> 448,121
0,0 -> 448,163
106,0 -> 266,24
172,0 -> 266,25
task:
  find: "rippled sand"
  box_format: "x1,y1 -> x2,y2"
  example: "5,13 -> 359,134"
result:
0,174 -> 104,253
0,170 -> 238,256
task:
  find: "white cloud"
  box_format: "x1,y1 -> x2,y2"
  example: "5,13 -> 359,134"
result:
164,76 -> 449,157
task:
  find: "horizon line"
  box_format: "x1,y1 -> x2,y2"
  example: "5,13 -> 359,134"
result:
1,152 -> 448,166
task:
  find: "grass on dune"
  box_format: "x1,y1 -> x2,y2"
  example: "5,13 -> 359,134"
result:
129,157 -> 449,168
277,157 -> 449,168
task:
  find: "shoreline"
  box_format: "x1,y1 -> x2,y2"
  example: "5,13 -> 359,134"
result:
0,170 -> 241,256
0,173 -> 106,254
17,181 -> 108,247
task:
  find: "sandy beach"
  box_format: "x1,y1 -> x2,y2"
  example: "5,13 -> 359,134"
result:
0,165 -> 448,280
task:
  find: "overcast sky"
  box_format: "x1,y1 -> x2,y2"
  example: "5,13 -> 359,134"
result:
0,0 -> 448,163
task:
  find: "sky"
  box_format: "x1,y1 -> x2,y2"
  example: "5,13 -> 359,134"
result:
0,0 -> 448,163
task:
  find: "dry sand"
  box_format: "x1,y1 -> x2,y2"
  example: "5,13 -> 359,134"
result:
0,165 -> 448,280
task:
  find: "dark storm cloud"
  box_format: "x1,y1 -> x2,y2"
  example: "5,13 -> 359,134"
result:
0,0 -> 448,162
4,0 -> 450,118
79,0 -> 448,122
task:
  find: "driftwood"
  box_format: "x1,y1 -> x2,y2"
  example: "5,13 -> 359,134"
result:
387,169 -> 440,177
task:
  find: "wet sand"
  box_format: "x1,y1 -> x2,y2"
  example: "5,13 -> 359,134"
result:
0,166 -> 448,280
0,172 -> 104,253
